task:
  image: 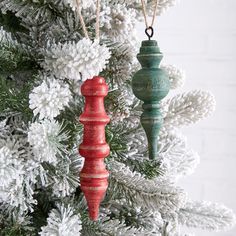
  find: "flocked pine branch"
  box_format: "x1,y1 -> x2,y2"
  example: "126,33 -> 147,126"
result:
101,3 -> 137,43
161,64 -> 185,89
162,90 -> 216,128
0,0 -> 59,22
108,160 -> 187,214
44,150 -> 83,198
28,119 -> 69,165
0,26 -> 16,44
0,78 -> 33,119
109,120 -> 199,181
101,202 -> 164,235
97,218 -> 142,236
106,84 -> 136,123
63,0 -> 94,11
82,214 -> 142,236
39,204 -> 82,236
29,75 -> 72,120
116,0 -> 176,16
179,200 -> 236,231
0,27 -> 36,76
0,209 -> 34,236
0,135 -> 39,217
158,129 -> 200,181
0,0 -> 84,50
42,38 -> 111,81
0,117 -> 50,217
106,121 -> 164,179
102,48 -> 137,87
146,0 -> 176,15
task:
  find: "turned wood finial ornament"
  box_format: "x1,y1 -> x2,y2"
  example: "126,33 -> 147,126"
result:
132,40 -> 170,159
79,76 -> 110,221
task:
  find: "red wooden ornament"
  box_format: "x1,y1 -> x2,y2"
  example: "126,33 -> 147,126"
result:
79,76 -> 110,221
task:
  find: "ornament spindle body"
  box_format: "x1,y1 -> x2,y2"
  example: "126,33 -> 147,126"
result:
132,40 -> 170,160
79,76 -> 110,221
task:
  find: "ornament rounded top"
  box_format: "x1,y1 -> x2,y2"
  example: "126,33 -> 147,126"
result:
132,40 -> 170,103
81,76 -> 109,97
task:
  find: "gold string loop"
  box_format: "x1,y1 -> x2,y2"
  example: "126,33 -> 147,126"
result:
140,0 -> 159,39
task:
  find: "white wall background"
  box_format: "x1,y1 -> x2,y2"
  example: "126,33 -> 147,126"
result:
138,0 -> 236,235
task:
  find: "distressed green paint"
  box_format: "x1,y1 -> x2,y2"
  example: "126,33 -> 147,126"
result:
132,40 -> 170,160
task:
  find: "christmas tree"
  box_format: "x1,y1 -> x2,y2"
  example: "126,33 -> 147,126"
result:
0,0 -> 235,235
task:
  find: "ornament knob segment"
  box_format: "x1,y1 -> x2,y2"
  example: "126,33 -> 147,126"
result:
132,40 -> 170,160
79,76 -> 110,221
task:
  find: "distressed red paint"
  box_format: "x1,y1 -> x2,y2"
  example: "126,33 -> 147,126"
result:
79,76 -> 110,221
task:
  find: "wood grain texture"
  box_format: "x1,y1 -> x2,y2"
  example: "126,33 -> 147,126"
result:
132,40 -> 170,160
79,76 -> 110,221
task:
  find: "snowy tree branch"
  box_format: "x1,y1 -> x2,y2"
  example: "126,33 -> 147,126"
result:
179,200 -> 236,231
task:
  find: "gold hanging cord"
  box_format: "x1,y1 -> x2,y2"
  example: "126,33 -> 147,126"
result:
76,0 -> 101,41
140,0 -> 159,40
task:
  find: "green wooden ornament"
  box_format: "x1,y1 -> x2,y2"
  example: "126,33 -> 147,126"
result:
132,40 -> 170,160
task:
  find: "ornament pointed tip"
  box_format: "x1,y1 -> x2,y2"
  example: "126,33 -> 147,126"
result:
88,204 -> 100,221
